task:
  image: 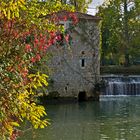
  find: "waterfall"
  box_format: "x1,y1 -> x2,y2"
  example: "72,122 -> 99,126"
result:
101,75 -> 140,96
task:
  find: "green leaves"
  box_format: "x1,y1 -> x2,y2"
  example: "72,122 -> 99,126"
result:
98,0 -> 140,65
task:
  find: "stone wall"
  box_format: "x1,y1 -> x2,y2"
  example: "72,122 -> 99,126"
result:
46,18 -> 100,99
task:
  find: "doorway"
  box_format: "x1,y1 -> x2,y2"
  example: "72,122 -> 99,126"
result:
78,91 -> 87,101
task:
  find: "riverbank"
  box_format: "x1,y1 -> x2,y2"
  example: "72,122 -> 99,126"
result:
101,65 -> 140,75
40,96 -> 99,105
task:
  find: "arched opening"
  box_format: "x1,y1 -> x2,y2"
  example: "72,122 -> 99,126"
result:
78,91 -> 87,102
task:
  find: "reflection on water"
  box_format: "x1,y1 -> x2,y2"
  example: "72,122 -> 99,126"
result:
18,97 -> 140,140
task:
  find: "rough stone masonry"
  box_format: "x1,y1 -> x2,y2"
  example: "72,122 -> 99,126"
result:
46,11 -> 101,100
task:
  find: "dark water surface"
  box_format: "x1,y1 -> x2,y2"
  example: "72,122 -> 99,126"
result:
19,96 -> 140,140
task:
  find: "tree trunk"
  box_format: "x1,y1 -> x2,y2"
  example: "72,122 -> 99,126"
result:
124,53 -> 130,66
123,0 -> 130,66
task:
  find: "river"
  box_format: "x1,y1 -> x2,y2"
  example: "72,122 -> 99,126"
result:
18,96 -> 140,140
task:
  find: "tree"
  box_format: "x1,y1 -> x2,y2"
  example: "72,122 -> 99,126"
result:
98,0 -> 122,65
60,0 -> 92,13
0,0 -> 76,139
98,0 -> 140,66
128,0 -> 140,61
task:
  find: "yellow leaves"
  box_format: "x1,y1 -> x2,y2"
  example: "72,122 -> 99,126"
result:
19,101 -> 49,129
15,8 -> 20,18
11,122 -> 20,127
40,124 -> 45,129
0,72 -> 49,138
2,121 -> 20,137
15,72 -> 49,132
33,84 -> 38,89
0,0 -> 74,33
7,124 -> 13,136
42,74 -> 49,78
7,10 -> 11,20
3,9 -> 7,17
18,94 -> 49,129
18,91 -> 29,101
21,112 -> 26,118
33,119 -> 50,129
28,72 -> 49,88
34,124 -> 39,129
0,0 -> 26,19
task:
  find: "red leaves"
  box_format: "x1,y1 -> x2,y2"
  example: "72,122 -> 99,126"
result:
34,38 -> 39,44
63,15 -> 67,21
36,54 -> 41,61
50,31 -> 56,39
56,34 -> 62,41
51,11 -> 78,25
25,44 -> 32,52
31,54 -> 41,63
69,13 -> 78,24
33,34 -> 47,51
44,45 -> 49,50
1,12 -> 78,81
64,34 -> 70,42
31,57 -> 36,63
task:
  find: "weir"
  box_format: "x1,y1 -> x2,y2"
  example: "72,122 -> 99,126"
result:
101,75 -> 140,96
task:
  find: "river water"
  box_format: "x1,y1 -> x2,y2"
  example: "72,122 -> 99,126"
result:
19,96 -> 140,140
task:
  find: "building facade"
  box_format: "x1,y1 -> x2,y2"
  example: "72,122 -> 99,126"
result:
47,12 -> 101,100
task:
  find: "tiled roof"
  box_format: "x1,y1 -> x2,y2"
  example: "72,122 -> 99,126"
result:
45,10 -> 101,21
74,12 -> 101,20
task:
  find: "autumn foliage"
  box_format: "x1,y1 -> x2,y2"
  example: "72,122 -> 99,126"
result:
0,0 -> 77,139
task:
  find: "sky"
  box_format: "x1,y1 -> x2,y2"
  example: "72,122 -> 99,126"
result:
87,0 -> 136,15
87,0 -> 104,15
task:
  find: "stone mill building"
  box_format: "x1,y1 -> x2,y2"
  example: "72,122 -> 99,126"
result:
46,11 -> 101,101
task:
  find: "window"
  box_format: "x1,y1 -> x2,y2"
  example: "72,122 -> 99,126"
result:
81,58 -> 85,68
65,86 -> 67,91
